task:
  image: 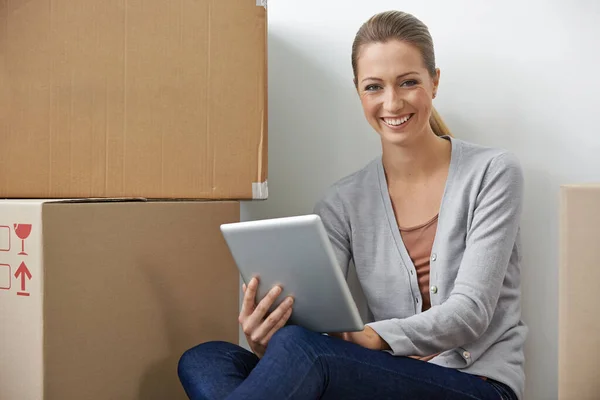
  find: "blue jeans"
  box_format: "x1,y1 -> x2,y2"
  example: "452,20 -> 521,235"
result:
178,325 -> 517,400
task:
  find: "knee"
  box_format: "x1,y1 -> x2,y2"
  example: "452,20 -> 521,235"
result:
271,325 -> 313,343
268,325 -> 319,353
266,326 -> 329,377
178,341 -> 234,379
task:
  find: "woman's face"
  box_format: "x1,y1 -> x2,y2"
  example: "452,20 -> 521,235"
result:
355,40 -> 439,146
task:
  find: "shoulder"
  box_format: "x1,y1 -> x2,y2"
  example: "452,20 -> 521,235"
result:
314,156 -> 380,208
451,138 -> 524,212
452,137 -> 523,184
454,137 -> 522,170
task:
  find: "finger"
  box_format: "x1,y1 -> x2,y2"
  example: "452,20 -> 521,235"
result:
251,284 -> 283,322
252,296 -> 294,341
262,306 -> 293,345
240,277 -> 258,319
244,281 -> 281,337
245,286 -> 283,337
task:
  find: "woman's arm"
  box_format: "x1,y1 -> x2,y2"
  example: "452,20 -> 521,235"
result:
367,152 -> 524,356
313,186 -> 353,279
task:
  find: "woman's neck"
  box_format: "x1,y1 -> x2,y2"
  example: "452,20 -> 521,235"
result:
381,131 -> 451,183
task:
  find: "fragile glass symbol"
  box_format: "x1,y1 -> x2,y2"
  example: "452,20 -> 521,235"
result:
14,224 -> 32,256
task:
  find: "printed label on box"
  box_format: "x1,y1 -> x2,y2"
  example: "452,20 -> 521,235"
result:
0,207 -> 43,400
14,262 -> 32,297
0,264 -> 10,290
14,224 -> 32,256
0,226 -> 10,252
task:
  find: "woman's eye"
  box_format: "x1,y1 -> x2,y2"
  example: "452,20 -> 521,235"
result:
364,84 -> 382,91
401,80 -> 418,87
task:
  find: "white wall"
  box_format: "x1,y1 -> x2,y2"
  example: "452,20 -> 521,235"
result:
242,1 -> 600,399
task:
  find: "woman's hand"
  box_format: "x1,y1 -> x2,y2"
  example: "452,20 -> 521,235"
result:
329,326 -> 391,351
331,328 -> 437,360
409,354 -> 437,362
239,277 -> 294,358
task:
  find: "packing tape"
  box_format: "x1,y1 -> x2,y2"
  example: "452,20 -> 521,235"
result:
252,181 -> 269,200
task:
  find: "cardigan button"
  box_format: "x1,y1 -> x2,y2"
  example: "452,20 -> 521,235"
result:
430,285 -> 438,294
430,253 -> 437,262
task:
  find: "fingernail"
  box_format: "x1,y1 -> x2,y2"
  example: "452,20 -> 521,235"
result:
286,297 -> 294,305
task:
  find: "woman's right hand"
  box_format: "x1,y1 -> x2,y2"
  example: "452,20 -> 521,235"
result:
239,277 -> 294,358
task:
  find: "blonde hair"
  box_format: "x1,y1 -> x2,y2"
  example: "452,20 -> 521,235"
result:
351,10 -> 452,137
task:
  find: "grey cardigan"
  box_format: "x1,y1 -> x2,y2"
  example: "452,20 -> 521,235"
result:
313,136 -> 527,399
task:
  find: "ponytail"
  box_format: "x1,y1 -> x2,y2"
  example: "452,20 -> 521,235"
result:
430,107 -> 452,137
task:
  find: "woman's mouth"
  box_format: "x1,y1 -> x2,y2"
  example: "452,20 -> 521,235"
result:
381,114 -> 414,129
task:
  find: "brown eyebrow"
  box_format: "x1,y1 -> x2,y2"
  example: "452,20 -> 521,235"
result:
360,72 -> 419,84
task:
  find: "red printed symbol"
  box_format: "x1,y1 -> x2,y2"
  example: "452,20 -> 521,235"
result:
14,261 -> 32,297
14,224 -> 32,256
0,226 -> 10,252
0,264 -> 10,290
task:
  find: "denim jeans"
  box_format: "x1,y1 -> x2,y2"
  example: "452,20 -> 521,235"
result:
178,325 -> 517,400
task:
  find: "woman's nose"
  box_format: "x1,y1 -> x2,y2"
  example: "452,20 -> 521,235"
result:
383,87 -> 404,114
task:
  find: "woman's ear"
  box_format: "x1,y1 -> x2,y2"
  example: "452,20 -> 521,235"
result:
432,68 -> 441,98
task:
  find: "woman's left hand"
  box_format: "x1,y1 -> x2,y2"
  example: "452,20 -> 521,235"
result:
330,326 -> 391,351
332,328 -> 438,361
331,329 -> 439,361
409,354 -> 437,362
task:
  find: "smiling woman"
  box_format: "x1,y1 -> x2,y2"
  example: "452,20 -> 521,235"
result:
356,41 -> 439,144
351,12 -> 451,141
352,13 -> 450,147
178,10 -> 524,400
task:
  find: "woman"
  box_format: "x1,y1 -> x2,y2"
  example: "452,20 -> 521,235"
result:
178,10 -> 526,400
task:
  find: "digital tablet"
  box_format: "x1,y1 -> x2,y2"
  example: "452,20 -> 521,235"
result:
220,214 -> 364,333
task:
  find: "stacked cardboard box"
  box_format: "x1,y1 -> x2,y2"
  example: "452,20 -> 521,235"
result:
559,185 -> 600,400
0,201 -> 241,399
0,1 -> 267,399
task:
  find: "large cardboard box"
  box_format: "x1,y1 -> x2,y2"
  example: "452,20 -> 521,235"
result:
559,185 -> 600,400
0,200 -> 240,399
0,1 -> 268,200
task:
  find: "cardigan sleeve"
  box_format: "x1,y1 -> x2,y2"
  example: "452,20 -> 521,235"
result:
313,185 -> 352,280
367,152 -> 524,356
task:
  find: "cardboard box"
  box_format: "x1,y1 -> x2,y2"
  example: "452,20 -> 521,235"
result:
559,185 -> 600,400
0,1 -> 268,200
0,200 -> 240,400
